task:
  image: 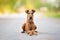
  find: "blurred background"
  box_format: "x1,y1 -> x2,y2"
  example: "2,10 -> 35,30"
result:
0,0 -> 60,17
0,0 -> 60,40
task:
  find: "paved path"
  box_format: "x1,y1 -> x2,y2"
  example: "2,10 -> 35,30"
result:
0,13 -> 60,40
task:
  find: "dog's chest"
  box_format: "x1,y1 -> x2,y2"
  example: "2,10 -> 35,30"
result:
29,23 -> 34,30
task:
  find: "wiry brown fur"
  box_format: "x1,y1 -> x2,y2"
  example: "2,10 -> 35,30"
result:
21,9 -> 37,36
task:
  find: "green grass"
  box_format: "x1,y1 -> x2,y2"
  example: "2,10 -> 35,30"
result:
46,12 -> 60,18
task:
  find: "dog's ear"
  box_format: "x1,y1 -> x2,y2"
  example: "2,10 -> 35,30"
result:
32,10 -> 35,13
25,10 -> 29,13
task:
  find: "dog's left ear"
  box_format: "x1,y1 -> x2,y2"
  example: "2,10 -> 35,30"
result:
32,10 -> 35,13
25,10 -> 29,13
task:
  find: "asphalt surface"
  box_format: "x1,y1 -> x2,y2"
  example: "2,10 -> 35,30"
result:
0,13 -> 60,40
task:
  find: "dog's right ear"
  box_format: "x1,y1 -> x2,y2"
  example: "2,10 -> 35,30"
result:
25,10 -> 29,13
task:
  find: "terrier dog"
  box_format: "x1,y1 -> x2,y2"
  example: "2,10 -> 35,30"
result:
21,9 -> 37,36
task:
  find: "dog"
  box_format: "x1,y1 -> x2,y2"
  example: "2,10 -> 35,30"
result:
21,9 -> 37,36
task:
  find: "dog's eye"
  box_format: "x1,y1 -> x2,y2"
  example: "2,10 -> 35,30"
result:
31,13 -> 33,14
28,13 -> 30,14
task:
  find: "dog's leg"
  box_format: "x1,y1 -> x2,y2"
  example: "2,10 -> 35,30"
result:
21,23 -> 26,33
34,25 -> 38,33
31,25 -> 38,35
25,23 -> 32,35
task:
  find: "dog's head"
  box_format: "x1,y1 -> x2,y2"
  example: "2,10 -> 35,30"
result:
25,9 -> 35,20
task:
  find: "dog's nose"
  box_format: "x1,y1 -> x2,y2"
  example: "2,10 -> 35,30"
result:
30,17 -> 32,19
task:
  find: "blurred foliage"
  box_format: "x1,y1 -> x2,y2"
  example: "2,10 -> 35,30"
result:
20,0 -> 26,6
0,0 -> 60,14
31,0 -> 42,9
56,0 -> 60,11
46,12 -> 60,18
40,0 -> 60,13
25,0 -> 34,9
0,0 -> 17,13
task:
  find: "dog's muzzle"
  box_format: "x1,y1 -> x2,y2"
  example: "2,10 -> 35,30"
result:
30,17 -> 32,20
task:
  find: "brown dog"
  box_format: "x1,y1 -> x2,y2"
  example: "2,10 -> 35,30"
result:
21,9 -> 37,36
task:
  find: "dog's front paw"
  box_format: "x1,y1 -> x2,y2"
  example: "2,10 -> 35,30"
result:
21,31 -> 25,33
32,30 -> 37,35
27,31 -> 33,36
29,31 -> 33,36
33,31 -> 37,35
35,31 -> 38,33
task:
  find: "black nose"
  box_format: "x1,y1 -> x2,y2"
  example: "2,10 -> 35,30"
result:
30,17 -> 32,19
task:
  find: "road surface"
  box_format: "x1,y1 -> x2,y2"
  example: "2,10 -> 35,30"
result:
0,13 -> 60,40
